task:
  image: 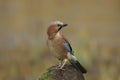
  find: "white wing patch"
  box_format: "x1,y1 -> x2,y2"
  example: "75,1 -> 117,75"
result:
67,52 -> 77,61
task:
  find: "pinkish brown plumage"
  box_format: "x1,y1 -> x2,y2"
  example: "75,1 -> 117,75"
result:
47,21 -> 87,73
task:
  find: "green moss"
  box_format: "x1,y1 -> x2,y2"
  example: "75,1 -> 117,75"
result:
39,69 -> 55,80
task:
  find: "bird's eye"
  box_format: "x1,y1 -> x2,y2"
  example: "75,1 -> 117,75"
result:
57,24 -> 61,27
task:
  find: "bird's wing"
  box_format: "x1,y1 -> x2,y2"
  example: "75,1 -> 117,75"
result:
64,42 -> 72,52
62,36 -> 74,55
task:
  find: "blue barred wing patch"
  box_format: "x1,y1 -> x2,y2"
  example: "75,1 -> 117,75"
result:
65,42 -> 72,52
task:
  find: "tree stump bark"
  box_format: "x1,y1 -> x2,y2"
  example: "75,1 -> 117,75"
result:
38,64 -> 85,80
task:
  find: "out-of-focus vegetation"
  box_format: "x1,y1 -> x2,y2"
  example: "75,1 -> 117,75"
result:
0,0 -> 120,80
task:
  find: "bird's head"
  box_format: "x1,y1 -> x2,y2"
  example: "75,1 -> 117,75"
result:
47,21 -> 68,39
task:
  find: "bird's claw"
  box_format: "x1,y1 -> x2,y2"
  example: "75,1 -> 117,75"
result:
57,67 -> 65,71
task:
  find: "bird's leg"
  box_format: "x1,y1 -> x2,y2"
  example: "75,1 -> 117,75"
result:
57,61 -> 62,68
59,59 -> 68,70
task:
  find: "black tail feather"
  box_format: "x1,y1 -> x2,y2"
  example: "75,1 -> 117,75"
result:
71,60 -> 87,73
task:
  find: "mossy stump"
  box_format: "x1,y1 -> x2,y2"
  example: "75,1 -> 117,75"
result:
39,64 -> 85,80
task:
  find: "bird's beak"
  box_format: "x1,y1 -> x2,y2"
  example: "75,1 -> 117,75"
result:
62,24 -> 68,27
58,24 -> 68,31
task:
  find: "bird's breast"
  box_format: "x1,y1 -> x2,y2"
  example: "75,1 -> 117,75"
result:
48,38 -> 67,60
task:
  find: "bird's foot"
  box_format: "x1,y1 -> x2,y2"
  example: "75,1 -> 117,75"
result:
56,63 -> 62,68
57,67 -> 65,71
56,65 -> 65,71
58,68 -> 65,71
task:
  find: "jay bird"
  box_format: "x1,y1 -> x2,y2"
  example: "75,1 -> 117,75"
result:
47,21 -> 87,73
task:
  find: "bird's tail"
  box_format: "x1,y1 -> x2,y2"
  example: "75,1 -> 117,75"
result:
73,60 -> 87,73
68,54 -> 87,73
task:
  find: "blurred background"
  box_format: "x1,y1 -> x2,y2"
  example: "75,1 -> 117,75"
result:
0,0 -> 120,80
